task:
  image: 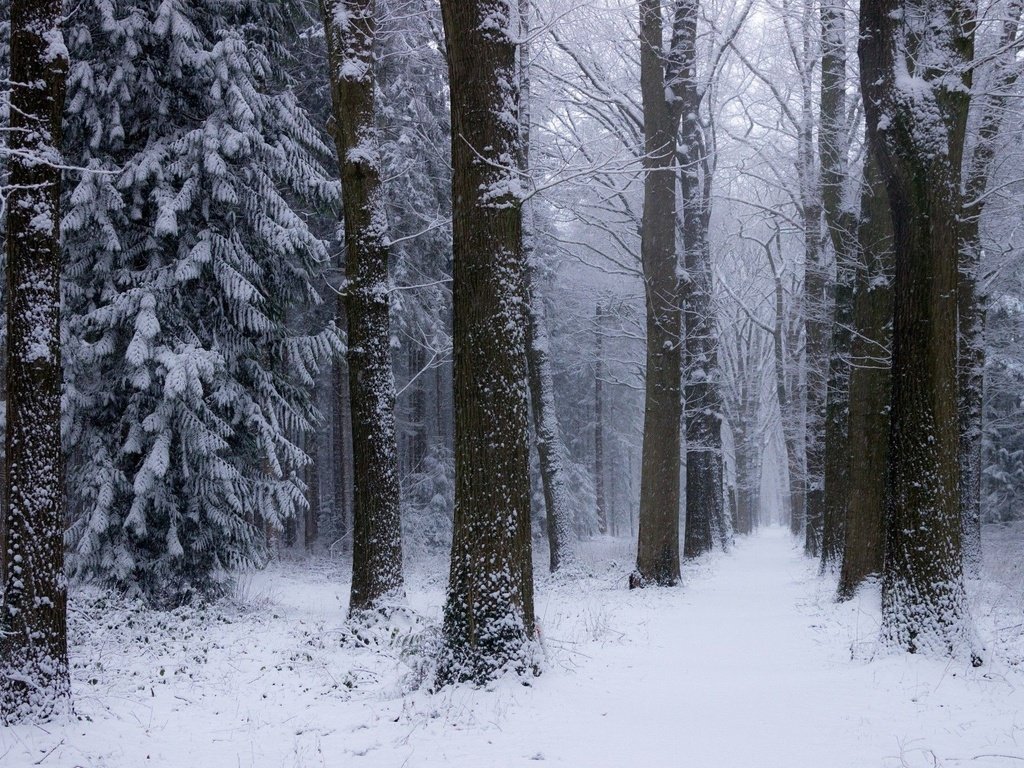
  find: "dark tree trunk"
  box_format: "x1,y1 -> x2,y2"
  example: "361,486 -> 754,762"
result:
321,0 -> 404,611
595,301 -> 608,536
306,432 -> 320,551
836,145 -> 893,600
678,0 -> 724,561
438,0 -> 536,684
0,0 -> 70,724
818,0 -> 856,571
860,0 -> 975,655
633,0 -> 685,587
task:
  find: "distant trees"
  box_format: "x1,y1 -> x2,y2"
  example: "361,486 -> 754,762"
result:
320,0 -> 404,611
437,0 -> 537,684
0,0 -> 70,723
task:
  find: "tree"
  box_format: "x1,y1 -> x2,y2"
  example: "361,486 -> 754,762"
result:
437,0 -> 537,684
633,0 -> 685,587
320,0 -> 404,611
818,0 -> 857,571
0,0 -> 71,723
860,0 -> 975,655
63,0 -> 338,603
836,143 -> 893,599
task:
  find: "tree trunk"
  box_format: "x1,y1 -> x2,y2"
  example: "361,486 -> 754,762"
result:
306,432 -> 320,551
595,301 -> 608,536
633,0 -> 684,587
321,0 -> 404,611
677,0 -> 724,561
860,0 -> 975,656
438,0 -> 536,684
836,145 -> 893,600
0,0 -> 70,724
819,0 -> 856,571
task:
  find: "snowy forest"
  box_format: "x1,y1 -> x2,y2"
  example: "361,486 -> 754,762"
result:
2,0 -> 1024,764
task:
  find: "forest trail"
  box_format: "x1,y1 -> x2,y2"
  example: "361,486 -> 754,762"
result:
388,527 -> 1023,768
5,528 -> 1024,768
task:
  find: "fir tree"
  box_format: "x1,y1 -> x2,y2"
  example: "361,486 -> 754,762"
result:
62,0 -> 339,603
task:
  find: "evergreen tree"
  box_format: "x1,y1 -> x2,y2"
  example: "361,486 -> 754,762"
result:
62,0 -> 339,603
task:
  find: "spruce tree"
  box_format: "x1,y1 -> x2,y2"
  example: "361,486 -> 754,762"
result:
62,0 -> 339,603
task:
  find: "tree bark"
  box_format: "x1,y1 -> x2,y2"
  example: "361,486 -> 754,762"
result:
819,0 -> 857,570
860,0 -> 975,655
837,144 -> 892,600
438,0 -> 536,684
0,0 -> 71,724
321,0 -> 404,611
633,0 -> 685,587
677,0 -> 724,561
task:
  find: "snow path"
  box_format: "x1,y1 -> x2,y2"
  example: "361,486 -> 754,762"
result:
375,528 -> 1024,768
4,527 -> 1024,768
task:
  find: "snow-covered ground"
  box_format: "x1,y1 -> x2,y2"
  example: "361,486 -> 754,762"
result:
3,526 -> 1024,768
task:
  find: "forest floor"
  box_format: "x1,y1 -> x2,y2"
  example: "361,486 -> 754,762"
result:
3,526 -> 1024,768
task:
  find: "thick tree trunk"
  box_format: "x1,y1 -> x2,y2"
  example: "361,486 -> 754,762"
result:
633,0 -> 685,587
818,0 -> 856,571
438,0 -> 536,684
837,146 -> 893,600
595,302 -> 608,536
0,0 -> 70,724
321,0 -> 404,611
860,0 -> 975,656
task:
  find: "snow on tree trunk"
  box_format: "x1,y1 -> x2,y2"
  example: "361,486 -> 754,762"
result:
437,0 -> 537,685
678,0 -> 725,561
594,301 -> 608,537
818,0 -> 857,571
632,0 -> 684,588
860,0 -> 976,656
321,0 -> 404,612
0,0 -> 71,724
